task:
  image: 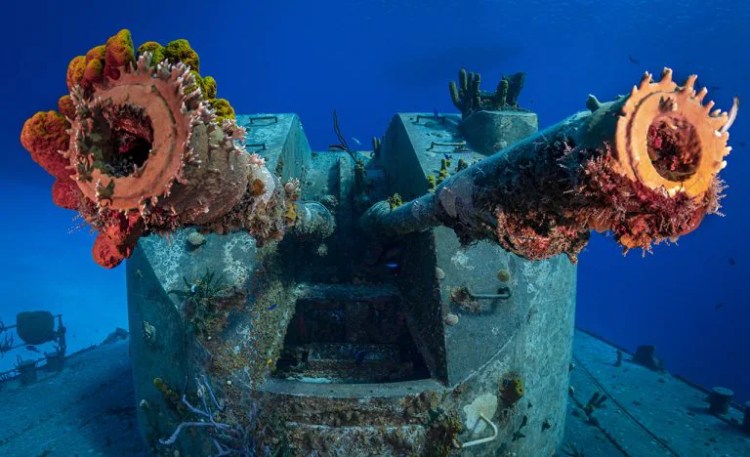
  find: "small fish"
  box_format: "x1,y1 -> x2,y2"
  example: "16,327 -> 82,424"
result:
26,345 -> 40,353
384,261 -> 400,270
627,54 -> 639,64
729,257 -> 736,266
190,283 -> 198,293
433,108 -> 440,119
351,137 -> 362,146
737,141 -> 747,148
443,153 -> 453,161
266,304 -> 278,311
714,302 -> 724,311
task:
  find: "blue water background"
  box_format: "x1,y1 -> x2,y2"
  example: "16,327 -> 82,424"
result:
0,1 -> 747,400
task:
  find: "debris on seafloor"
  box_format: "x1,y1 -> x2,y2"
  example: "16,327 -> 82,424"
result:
16,359 -> 37,385
101,327 -> 129,345
568,385 -> 609,427
614,349 -> 623,367
0,311 -> 68,385
707,386 -> 734,415
582,392 -> 608,425
632,345 -> 664,371
561,442 -> 587,457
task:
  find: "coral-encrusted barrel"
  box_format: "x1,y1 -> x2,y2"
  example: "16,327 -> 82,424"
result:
362,68 -> 734,261
20,30 -> 296,268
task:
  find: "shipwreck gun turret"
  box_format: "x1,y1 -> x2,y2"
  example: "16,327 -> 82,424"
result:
363,68 -> 735,261
18,29 -> 740,457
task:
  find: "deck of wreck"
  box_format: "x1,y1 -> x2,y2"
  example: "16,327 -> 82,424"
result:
0,330 -> 747,457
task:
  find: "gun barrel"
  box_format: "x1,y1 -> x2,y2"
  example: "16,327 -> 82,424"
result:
21,50 -> 299,268
362,69 -> 733,261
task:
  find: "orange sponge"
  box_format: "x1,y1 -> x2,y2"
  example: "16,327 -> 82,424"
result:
104,29 -> 135,79
20,111 -> 70,179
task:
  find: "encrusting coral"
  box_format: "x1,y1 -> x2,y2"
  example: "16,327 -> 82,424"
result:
449,68 -> 526,119
21,30 -> 299,268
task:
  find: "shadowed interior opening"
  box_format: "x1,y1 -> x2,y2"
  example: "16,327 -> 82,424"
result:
646,114 -> 701,181
273,289 -> 430,384
91,104 -> 153,178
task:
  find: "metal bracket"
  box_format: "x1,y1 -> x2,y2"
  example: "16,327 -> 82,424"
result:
245,143 -> 267,154
245,115 -> 278,126
461,413 -> 499,448
413,114 -> 446,124
468,286 -> 511,300
427,141 -> 468,152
